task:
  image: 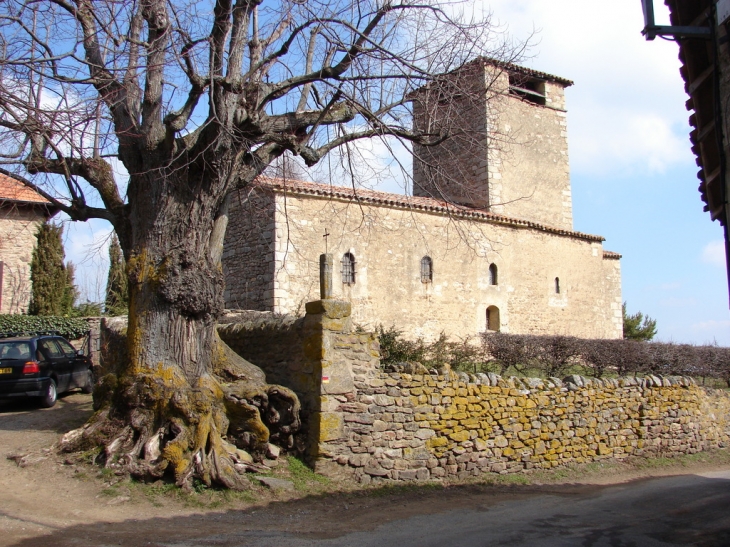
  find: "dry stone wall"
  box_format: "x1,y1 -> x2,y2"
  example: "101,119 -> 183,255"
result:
321,370 -> 730,483
217,305 -> 381,462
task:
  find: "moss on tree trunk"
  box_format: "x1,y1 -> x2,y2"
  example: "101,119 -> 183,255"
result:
60,185 -> 300,489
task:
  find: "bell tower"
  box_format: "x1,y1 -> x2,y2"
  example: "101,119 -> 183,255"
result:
412,59 -> 574,230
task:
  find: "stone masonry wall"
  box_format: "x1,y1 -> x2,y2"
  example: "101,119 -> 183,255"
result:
217,304 -> 380,463
261,191 -> 622,340
412,61 -> 491,209
412,61 -> 573,230
223,189 -> 276,311
492,78 -> 573,230
0,204 -> 46,313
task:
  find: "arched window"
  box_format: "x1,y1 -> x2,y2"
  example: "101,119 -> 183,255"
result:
555,277 -> 560,294
341,252 -> 356,285
420,256 -> 433,283
487,306 -> 500,332
488,263 -> 498,286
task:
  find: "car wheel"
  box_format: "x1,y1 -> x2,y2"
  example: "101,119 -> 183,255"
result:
40,379 -> 57,408
80,369 -> 94,394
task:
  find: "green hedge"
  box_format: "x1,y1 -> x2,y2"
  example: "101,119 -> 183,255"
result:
0,315 -> 90,340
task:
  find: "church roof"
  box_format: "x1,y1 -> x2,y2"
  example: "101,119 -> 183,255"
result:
0,170 -> 52,205
254,177 -> 607,244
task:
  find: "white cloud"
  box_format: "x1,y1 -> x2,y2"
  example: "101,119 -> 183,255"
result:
569,107 -> 688,176
688,319 -> 730,345
483,0 -> 692,177
701,240 -> 726,268
692,319 -> 730,330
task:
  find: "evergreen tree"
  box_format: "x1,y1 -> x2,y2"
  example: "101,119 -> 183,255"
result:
623,302 -> 658,341
28,222 -> 77,316
104,235 -> 128,316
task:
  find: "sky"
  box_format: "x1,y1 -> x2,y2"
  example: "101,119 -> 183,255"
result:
62,0 -> 730,346
477,0 -> 730,346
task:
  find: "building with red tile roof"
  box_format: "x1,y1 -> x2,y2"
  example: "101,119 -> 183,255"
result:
0,170 -> 58,313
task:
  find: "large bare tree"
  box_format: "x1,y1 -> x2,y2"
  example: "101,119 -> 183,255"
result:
0,0 -> 515,488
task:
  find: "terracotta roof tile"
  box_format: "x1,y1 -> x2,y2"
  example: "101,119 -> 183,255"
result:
253,177 -> 607,244
603,251 -> 622,260
0,171 -> 51,205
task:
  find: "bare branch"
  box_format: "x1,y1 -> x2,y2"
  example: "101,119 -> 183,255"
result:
139,0 -> 171,146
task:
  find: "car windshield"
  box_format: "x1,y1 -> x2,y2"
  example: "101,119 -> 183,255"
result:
0,342 -> 31,360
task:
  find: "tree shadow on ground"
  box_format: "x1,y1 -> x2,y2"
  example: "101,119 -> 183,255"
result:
5,474 -> 730,547
0,392 -> 93,433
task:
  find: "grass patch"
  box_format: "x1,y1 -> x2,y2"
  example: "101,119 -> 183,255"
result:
286,456 -> 330,492
631,450 -> 730,470
75,448 -> 102,465
99,467 -> 115,478
491,473 -> 531,485
74,447 -> 730,513
125,474 -> 260,509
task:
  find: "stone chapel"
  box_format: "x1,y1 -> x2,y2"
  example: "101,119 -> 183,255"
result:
222,59 -> 623,341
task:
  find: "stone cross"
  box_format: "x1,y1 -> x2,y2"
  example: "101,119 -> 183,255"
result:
320,253 -> 333,299
323,228 -> 330,253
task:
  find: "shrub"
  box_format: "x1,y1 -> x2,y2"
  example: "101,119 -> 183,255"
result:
533,335 -> 581,377
377,326 -> 485,373
377,325 -> 427,365
482,333 -> 540,375
0,315 -> 90,340
381,327 -> 730,382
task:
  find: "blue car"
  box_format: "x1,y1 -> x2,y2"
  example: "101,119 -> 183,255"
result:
0,333 -> 93,407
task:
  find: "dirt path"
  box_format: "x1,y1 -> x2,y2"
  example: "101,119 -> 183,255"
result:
2,393 -> 729,547
0,394 -> 204,543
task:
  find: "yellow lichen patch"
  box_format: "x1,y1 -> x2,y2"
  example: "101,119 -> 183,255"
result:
197,374 -> 225,400
126,248 -> 163,288
162,420 -> 192,479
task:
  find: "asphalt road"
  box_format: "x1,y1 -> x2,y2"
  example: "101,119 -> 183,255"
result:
10,470 -> 730,547
229,472 -> 730,547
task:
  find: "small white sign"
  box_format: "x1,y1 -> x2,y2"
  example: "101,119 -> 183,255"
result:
718,0 -> 730,25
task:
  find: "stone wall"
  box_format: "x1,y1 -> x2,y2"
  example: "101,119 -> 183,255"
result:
217,304 -> 380,462
320,368 -> 730,483
412,60 -> 491,209
491,77 -> 573,230
0,204 -> 46,313
223,188 -> 277,311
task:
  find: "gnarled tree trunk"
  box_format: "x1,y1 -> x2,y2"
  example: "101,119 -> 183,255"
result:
63,169 -> 300,490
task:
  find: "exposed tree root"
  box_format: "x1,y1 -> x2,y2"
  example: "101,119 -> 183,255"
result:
59,322 -> 301,490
